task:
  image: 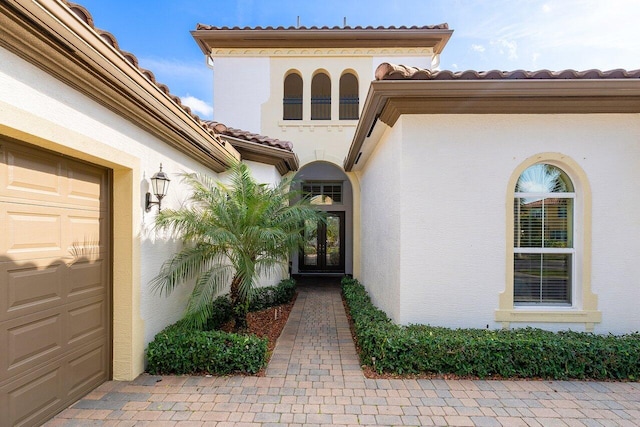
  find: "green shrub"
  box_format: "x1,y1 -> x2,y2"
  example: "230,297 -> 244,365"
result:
342,277 -> 640,380
146,324 -> 267,375
145,278 -> 296,375
249,278 -> 296,311
204,295 -> 233,331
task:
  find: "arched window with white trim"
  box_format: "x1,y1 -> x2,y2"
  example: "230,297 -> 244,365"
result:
514,163 -> 574,305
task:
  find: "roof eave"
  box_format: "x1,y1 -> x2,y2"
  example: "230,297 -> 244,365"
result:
345,79 -> 640,171
1,0 -> 239,172
191,28 -> 453,54
220,135 -> 300,175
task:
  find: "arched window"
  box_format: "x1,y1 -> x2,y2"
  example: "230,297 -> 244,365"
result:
311,72 -> 331,120
497,154 -> 600,330
283,73 -> 302,120
513,164 -> 574,305
339,72 -> 359,120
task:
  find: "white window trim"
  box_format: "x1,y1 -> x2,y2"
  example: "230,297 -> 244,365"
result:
514,191 -> 575,306
496,153 -> 601,331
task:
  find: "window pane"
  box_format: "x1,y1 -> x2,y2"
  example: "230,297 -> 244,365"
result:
514,197 -> 572,248
303,182 -> 342,205
283,73 -> 303,120
311,73 -> 331,120
545,198 -> 572,248
514,253 -> 571,304
303,219 -> 318,266
514,198 -> 542,248
516,164 -> 573,193
339,73 -> 359,120
325,215 -> 341,267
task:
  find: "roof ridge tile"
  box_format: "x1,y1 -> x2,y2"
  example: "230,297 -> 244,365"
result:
204,121 -> 294,152
376,63 -> 640,81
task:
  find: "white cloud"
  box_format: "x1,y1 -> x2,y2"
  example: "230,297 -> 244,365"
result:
180,95 -> 213,118
449,0 -> 640,70
135,56 -> 213,109
491,38 -> 518,60
471,44 -> 485,53
531,52 -> 541,68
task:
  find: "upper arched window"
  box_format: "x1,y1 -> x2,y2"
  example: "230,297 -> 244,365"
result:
339,73 -> 359,120
514,164 -> 574,305
311,72 -> 331,120
283,73 -> 303,120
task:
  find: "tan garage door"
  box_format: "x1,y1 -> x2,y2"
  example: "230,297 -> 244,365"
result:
0,139 -> 111,427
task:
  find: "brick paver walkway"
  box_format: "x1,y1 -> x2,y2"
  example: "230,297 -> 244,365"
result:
47,281 -> 640,426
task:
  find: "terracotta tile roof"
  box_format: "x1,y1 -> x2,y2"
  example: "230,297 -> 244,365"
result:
195,24 -> 449,31
65,2 -> 220,139
375,63 -> 640,81
192,24 -> 453,54
204,121 -> 294,152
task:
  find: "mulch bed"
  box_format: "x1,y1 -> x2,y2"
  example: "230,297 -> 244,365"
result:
220,294 -> 297,376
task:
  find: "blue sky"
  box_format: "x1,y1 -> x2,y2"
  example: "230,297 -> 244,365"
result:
78,0 -> 640,119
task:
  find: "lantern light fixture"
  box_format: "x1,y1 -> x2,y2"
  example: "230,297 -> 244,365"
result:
145,163 -> 170,212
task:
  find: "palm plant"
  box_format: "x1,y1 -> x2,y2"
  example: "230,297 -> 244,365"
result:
151,161 -> 324,330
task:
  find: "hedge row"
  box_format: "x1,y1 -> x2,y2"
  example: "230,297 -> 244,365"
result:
146,327 -> 267,375
342,277 -> 640,380
146,278 -> 297,375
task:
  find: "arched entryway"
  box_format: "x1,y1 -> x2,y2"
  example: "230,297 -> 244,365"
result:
292,162 -> 353,276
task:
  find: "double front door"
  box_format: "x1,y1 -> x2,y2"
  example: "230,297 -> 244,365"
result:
300,211 -> 345,272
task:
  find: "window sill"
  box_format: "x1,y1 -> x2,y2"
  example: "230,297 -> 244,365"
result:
278,120 -> 358,128
495,308 -> 602,331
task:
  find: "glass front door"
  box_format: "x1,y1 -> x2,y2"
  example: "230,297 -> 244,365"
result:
300,211 -> 345,272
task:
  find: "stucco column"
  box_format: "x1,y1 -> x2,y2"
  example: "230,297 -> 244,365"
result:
303,73 -> 311,121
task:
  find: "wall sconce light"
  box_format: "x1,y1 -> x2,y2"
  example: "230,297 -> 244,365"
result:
145,164 -> 170,212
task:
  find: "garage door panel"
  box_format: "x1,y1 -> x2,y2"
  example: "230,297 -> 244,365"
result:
67,162 -> 108,209
1,261 -> 64,319
1,311 -> 64,381
2,144 -> 63,200
1,139 -> 111,425
1,202 -> 105,262
3,366 -> 63,427
68,259 -> 105,297
0,259 -> 107,323
1,293 -> 107,381
3,207 -> 63,259
0,143 -> 107,210
68,212 -> 103,260
67,298 -> 107,345
66,341 -> 108,396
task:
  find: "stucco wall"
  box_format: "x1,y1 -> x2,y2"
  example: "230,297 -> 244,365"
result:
261,56 -> 372,168
241,160 -> 287,288
212,57 -> 271,132
360,113 -> 640,334
213,53 -> 433,169
358,124 -> 402,321
0,46 -> 282,378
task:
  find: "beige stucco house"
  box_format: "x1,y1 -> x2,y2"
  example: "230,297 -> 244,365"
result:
2,0 -> 640,424
192,24 -> 640,338
0,1 -> 296,424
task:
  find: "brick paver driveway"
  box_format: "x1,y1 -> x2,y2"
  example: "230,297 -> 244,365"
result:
47,281 -> 640,426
